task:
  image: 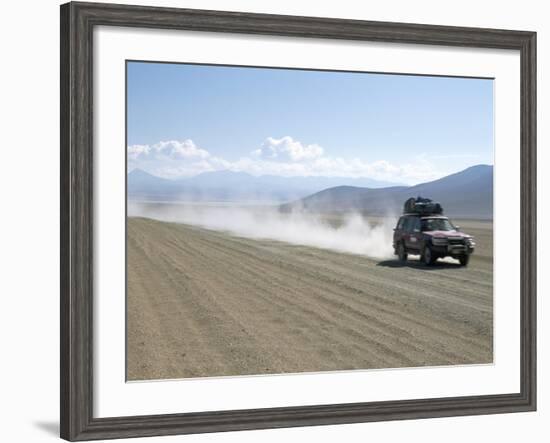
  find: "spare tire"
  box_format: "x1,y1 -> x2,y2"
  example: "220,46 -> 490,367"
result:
404,197 -> 416,214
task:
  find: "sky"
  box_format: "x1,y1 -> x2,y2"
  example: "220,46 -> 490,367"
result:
127,61 -> 494,185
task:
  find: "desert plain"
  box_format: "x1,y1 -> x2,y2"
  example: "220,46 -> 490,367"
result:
127,208 -> 493,381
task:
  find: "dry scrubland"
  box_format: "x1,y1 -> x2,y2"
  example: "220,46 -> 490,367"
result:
127,216 -> 493,381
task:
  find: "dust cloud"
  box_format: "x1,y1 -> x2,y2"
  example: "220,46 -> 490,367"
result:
128,202 -> 396,259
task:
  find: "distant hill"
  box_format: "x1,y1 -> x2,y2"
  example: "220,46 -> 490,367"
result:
127,169 -> 402,202
127,168 -> 181,197
280,165 -> 493,219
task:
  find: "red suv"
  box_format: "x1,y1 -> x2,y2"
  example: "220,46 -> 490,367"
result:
393,214 -> 475,266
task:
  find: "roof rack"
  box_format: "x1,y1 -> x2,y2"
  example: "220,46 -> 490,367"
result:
403,196 -> 443,215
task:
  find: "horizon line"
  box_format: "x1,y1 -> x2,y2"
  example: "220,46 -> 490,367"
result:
128,163 -> 494,185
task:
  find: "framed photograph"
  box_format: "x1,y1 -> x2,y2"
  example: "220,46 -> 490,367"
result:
60,2 -> 536,441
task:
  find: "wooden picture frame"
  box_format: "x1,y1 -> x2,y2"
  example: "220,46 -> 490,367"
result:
60,2 -> 536,440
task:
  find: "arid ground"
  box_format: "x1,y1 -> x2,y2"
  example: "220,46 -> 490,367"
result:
127,217 -> 493,381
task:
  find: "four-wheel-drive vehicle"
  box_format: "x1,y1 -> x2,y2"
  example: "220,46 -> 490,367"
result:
393,211 -> 476,267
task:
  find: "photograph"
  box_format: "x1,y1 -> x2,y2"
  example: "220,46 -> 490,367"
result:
126,61 -> 494,381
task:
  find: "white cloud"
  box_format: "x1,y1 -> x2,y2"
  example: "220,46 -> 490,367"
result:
128,140 -> 210,162
128,137 -> 444,184
252,136 -> 324,162
127,144 -> 151,161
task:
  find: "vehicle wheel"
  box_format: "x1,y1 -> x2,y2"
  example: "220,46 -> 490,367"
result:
423,245 -> 436,266
459,255 -> 470,266
397,242 -> 407,262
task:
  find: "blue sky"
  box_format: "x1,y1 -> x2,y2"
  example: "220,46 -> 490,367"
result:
127,61 -> 493,185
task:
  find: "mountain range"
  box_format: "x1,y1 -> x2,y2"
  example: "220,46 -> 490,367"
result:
127,169 -> 402,202
128,164 -> 493,219
280,164 -> 493,219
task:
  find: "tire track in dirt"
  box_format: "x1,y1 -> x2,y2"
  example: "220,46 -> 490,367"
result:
127,217 -> 493,380
167,224 -> 492,362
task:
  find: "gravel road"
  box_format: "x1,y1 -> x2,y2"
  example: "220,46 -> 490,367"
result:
127,217 -> 493,381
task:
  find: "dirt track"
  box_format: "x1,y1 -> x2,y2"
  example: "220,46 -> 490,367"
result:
127,217 -> 493,380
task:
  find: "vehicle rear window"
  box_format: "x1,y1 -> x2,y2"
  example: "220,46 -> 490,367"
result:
403,217 -> 416,231
396,217 -> 406,230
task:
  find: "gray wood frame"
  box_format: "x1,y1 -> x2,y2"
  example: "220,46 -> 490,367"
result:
60,2 -> 537,441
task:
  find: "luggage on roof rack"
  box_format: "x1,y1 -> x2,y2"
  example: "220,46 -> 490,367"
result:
403,196 -> 443,215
